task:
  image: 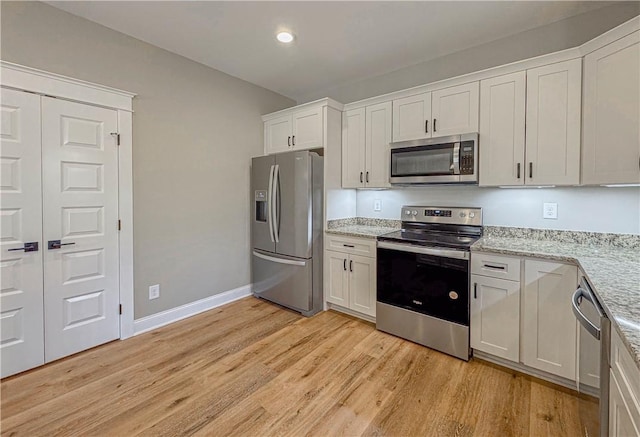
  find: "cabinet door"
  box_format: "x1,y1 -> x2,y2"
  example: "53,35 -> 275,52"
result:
470,275 -> 520,362
325,251 -> 349,307
609,372 -> 640,437
522,260 -> 577,380
431,82 -> 479,137
479,72 -> 526,186
365,101 -> 392,188
349,254 -> 376,317
525,59 -> 581,186
292,107 -> 323,150
392,93 -> 431,142
342,108 -> 366,188
0,89 -> 45,378
265,115 -> 292,154
583,31 -> 640,185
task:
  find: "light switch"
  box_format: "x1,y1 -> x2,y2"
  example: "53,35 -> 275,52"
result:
543,203 -> 558,219
373,199 -> 382,212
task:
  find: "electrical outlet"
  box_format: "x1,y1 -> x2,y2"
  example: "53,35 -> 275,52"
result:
373,199 -> 382,212
149,284 -> 160,300
543,203 -> 558,219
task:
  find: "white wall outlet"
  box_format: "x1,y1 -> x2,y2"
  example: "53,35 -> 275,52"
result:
543,203 -> 558,219
149,284 -> 160,300
373,199 -> 382,212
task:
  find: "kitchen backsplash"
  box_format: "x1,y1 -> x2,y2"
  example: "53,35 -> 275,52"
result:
356,186 -> 640,235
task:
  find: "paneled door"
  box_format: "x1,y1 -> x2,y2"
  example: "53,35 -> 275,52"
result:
41,97 -> 120,362
0,88 -> 45,378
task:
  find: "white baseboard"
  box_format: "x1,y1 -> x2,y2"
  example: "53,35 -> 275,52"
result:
133,284 -> 252,336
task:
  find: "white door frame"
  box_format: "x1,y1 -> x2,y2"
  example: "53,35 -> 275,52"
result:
1,61 -> 136,339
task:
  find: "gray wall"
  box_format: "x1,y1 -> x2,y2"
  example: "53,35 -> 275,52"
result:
298,2 -> 640,104
1,1 -> 295,319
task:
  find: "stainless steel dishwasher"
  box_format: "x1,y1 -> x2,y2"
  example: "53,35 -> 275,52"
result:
572,275 -> 611,437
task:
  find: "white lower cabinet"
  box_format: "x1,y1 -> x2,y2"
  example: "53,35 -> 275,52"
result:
471,253 -> 580,383
324,235 -> 376,318
522,259 -> 578,381
470,275 -> 520,362
610,372 -> 640,437
609,327 -> 640,436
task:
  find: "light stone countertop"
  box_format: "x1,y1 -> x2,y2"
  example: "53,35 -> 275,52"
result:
325,225 -> 398,239
473,234 -> 640,369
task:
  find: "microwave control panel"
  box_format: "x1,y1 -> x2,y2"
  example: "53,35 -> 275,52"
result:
460,141 -> 475,175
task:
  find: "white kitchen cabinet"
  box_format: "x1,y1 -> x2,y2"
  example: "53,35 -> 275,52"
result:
431,82 -> 479,137
263,99 -> 343,155
582,31 -> 640,185
392,82 -> 479,142
525,59 -> 582,186
349,254 -> 376,317
479,71 -> 527,186
324,235 -> 376,318
610,372 -> 640,437
342,102 -> 391,188
392,93 -> 431,142
470,274 -> 520,362
522,259 -> 578,380
341,108 -> 366,188
264,115 -> 292,154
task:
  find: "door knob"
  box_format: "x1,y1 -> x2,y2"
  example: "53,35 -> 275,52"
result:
8,242 -> 39,252
48,240 -> 76,250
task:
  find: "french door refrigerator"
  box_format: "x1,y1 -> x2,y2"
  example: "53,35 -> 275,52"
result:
251,150 -> 323,316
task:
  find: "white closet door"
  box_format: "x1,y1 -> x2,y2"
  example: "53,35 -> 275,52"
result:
0,88 -> 45,377
41,97 -> 120,362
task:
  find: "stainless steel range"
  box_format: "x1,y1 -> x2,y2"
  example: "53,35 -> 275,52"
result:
376,206 -> 483,361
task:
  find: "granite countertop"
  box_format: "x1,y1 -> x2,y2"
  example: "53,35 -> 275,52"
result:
473,227 -> 640,369
325,218 -> 400,240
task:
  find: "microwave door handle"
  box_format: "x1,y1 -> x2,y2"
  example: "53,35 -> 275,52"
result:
452,142 -> 461,175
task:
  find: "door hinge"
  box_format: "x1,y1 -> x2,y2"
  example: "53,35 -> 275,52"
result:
119,304 -> 123,315
117,220 -> 121,231
110,132 -> 121,146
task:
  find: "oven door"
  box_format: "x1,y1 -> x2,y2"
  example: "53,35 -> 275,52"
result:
377,242 -> 470,326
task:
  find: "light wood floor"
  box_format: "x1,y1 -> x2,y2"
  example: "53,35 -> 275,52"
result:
1,297 -> 597,437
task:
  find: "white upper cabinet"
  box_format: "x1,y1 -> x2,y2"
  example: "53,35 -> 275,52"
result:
392,82 -> 479,143
479,71 -> 527,186
392,93 -> 431,142
292,106 -> 323,150
263,99 -> 342,155
525,59 -> 582,186
342,108 -> 366,188
431,82 -> 479,137
364,102 -> 392,188
342,102 -> 392,188
582,31 -> 640,185
264,115 -> 292,154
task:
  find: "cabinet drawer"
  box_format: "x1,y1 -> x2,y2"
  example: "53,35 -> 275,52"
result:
611,328 -> 640,415
471,253 -> 521,281
325,234 -> 376,258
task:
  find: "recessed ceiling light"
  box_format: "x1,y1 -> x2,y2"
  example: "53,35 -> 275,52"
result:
277,31 -> 294,43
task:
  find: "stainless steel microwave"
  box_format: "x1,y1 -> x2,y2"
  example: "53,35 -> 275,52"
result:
389,133 -> 478,185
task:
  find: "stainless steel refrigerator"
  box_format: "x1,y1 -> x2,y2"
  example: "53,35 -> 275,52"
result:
251,150 -> 323,316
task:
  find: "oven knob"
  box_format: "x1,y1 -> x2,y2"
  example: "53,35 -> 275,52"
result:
469,212 -> 475,218
405,210 -> 411,216
411,210 -> 418,216
459,212 -> 466,218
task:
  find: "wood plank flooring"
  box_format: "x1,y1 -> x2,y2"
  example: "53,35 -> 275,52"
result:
1,297 -> 597,436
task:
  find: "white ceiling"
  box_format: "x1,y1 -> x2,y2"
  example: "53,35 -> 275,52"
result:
47,1 -> 613,102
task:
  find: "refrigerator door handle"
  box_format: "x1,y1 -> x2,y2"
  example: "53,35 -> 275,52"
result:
253,250 -> 306,266
273,164 -> 280,243
267,164 -> 275,243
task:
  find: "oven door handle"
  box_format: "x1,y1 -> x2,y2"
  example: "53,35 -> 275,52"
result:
377,241 -> 469,260
572,287 -> 601,340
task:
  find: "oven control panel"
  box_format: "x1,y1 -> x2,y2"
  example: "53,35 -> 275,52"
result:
401,206 -> 482,226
